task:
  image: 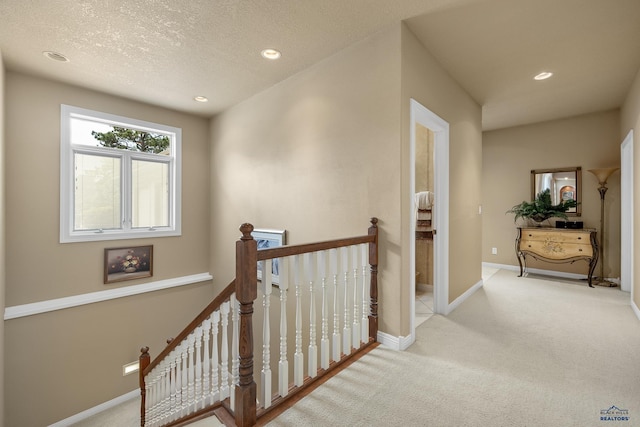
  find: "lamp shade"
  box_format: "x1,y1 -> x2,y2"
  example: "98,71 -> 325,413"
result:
588,167 -> 619,184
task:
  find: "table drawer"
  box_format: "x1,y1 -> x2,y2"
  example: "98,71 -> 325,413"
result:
520,229 -> 591,244
520,239 -> 593,259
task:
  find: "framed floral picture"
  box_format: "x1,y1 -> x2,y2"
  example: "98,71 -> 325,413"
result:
104,245 -> 153,284
252,229 -> 286,285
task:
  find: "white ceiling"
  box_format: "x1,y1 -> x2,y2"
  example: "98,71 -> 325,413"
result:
1,0 -> 639,131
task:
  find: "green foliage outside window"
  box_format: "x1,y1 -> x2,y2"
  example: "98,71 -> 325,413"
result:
91,127 -> 170,154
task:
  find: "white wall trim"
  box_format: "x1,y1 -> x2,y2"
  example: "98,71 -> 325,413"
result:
481,262 -> 617,282
482,262 -> 520,272
482,262 -> 620,286
49,389 -> 138,427
446,278 -> 483,315
631,300 -> 640,322
377,330 -> 414,351
4,272 -> 213,320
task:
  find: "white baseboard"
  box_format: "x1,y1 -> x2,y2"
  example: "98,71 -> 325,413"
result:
377,330 -> 414,351
5,272 -> 213,320
446,278 -> 483,315
482,261 -> 623,286
632,299 -> 640,321
482,262 -> 519,272
49,390 -> 138,427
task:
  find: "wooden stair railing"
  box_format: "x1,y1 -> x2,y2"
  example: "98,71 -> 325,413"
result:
140,217 -> 379,427
139,280 -> 238,427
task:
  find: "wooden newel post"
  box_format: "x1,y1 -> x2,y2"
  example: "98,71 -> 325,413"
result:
368,217 -> 379,341
235,223 -> 258,427
139,346 -> 150,427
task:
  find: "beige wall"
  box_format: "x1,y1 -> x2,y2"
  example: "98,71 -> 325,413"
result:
482,110 -> 621,279
621,67 -> 640,309
4,73 -> 213,426
210,23 -> 483,338
401,23 -> 483,308
1,51 -> 6,427
210,25 -> 404,335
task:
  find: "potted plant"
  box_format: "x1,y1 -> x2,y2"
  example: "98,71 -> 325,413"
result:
506,188 -> 578,226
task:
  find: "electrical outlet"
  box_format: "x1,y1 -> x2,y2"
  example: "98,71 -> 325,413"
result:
491,247 -> 498,255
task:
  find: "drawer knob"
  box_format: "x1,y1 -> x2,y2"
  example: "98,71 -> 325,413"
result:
577,237 -> 582,240
579,249 -> 583,252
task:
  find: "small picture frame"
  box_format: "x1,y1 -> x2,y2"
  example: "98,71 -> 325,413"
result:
252,229 -> 286,284
104,245 -> 153,284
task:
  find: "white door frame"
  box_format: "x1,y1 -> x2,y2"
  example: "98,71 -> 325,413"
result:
620,130 -> 634,295
409,99 -> 450,338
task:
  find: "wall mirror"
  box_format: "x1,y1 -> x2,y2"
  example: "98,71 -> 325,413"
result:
531,166 -> 581,216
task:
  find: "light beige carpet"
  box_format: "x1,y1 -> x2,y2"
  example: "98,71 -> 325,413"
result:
266,269 -> 640,427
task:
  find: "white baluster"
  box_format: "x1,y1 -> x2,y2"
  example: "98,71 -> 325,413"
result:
261,259 -> 273,408
230,295 -> 239,409
278,257 -> 289,397
156,362 -> 165,424
220,301 -> 230,400
319,250 -> 330,370
180,341 -> 188,418
211,310 -> 220,404
352,245 -> 361,348
156,366 -> 164,425
167,358 -> 174,422
187,332 -> 196,413
146,371 -> 155,425
174,345 -> 183,418
294,255 -> 304,386
144,380 -> 152,426
195,326 -> 203,411
341,246 -> 352,354
360,243 -> 370,344
330,248 -> 341,361
158,359 -> 170,420
169,350 -> 177,421
202,316 -> 212,406
306,252 -> 318,378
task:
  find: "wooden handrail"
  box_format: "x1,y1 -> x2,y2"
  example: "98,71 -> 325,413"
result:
143,279 -> 236,376
256,234 -> 375,261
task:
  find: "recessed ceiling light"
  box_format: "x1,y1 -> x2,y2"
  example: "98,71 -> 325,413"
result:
534,71 -> 553,81
43,51 -> 69,62
193,96 -> 209,103
261,49 -> 281,60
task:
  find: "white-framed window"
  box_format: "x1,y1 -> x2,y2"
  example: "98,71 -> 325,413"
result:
60,104 -> 181,243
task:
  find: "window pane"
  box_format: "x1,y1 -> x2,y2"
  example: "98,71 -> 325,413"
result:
132,160 -> 169,228
74,153 -> 121,230
70,117 -> 171,155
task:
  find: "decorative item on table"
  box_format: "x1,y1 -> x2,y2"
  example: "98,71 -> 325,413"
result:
506,188 -> 578,226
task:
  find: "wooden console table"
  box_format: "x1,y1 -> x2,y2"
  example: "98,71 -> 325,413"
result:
515,227 -> 598,287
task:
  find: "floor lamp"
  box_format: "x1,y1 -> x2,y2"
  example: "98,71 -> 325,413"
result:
588,167 -> 619,287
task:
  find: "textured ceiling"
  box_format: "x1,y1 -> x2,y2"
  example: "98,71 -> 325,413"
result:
1,0 -> 639,130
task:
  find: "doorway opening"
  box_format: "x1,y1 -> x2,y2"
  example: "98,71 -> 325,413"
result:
414,124 -> 435,327
409,99 -> 449,341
